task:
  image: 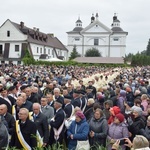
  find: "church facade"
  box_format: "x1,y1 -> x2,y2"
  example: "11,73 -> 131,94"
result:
67,13 -> 128,57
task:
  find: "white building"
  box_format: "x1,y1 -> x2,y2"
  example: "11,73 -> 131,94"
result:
67,13 -> 128,57
0,19 -> 68,65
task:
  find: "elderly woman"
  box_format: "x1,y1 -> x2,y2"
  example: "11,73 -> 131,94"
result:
67,111 -> 89,150
107,113 -> 129,150
112,135 -> 150,150
128,106 -> 146,139
88,108 -> 108,149
84,98 -> 95,120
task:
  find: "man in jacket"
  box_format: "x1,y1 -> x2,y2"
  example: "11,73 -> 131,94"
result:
32,103 -> 49,147
40,96 -> 54,124
10,108 -> 37,149
49,98 -> 65,146
0,104 -> 15,135
0,116 -> 9,150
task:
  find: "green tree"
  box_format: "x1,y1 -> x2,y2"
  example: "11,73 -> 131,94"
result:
85,47 -> 102,57
22,49 -> 35,65
146,39 -> 150,55
69,45 -> 80,60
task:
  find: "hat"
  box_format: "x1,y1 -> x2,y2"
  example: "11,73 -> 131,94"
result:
73,89 -> 80,94
126,87 -> 131,92
75,111 -> 85,119
55,98 -> 64,105
64,95 -> 72,101
115,113 -> 125,123
79,90 -> 86,95
131,106 -> 142,115
120,90 -> 126,97
0,86 -> 7,92
20,85 -> 27,91
8,86 -> 16,91
110,106 -> 121,116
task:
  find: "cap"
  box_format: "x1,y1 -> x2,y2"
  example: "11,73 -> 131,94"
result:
20,85 -> 27,91
0,86 -> 7,92
73,89 -> 81,94
79,90 -> 86,95
64,95 -> 72,101
55,98 -> 64,105
8,86 -> 16,91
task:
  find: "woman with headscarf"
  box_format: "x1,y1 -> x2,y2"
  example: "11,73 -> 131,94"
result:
108,106 -> 120,124
67,111 -> 89,150
107,113 -> 129,150
88,108 -> 108,149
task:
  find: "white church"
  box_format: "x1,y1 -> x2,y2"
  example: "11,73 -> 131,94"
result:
67,13 -> 128,57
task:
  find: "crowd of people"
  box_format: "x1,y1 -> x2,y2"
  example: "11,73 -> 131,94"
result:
0,64 -> 150,150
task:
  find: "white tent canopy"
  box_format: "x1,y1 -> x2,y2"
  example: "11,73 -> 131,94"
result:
40,58 -> 63,62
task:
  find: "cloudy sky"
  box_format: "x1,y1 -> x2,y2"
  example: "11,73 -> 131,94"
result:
1,0 -> 150,54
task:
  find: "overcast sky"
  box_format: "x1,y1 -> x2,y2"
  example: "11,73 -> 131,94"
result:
1,0 -> 150,54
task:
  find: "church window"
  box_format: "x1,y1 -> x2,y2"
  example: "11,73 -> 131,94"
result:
40,48 -> 42,53
96,24 -> 98,27
94,39 -> 99,45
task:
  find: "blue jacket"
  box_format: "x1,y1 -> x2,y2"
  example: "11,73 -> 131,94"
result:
67,118 -> 89,150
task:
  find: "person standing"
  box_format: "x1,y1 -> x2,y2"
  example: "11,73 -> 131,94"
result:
0,104 -> 15,135
49,98 -> 65,146
10,108 -> 37,150
40,96 -> 54,124
32,103 -> 49,148
0,115 -> 9,150
88,108 -> 108,149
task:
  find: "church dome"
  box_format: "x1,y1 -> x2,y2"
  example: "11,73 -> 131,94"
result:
73,27 -> 83,32
111,27 -> 123,32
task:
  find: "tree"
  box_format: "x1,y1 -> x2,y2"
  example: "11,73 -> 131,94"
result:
85,47 -> 102,57
146,39 -> 150,55
22,49 -> 35,65
69,45 -> 80,60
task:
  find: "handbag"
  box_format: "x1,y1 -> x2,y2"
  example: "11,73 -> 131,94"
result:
76,140 -> 90,150
75,124 -> 90,150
